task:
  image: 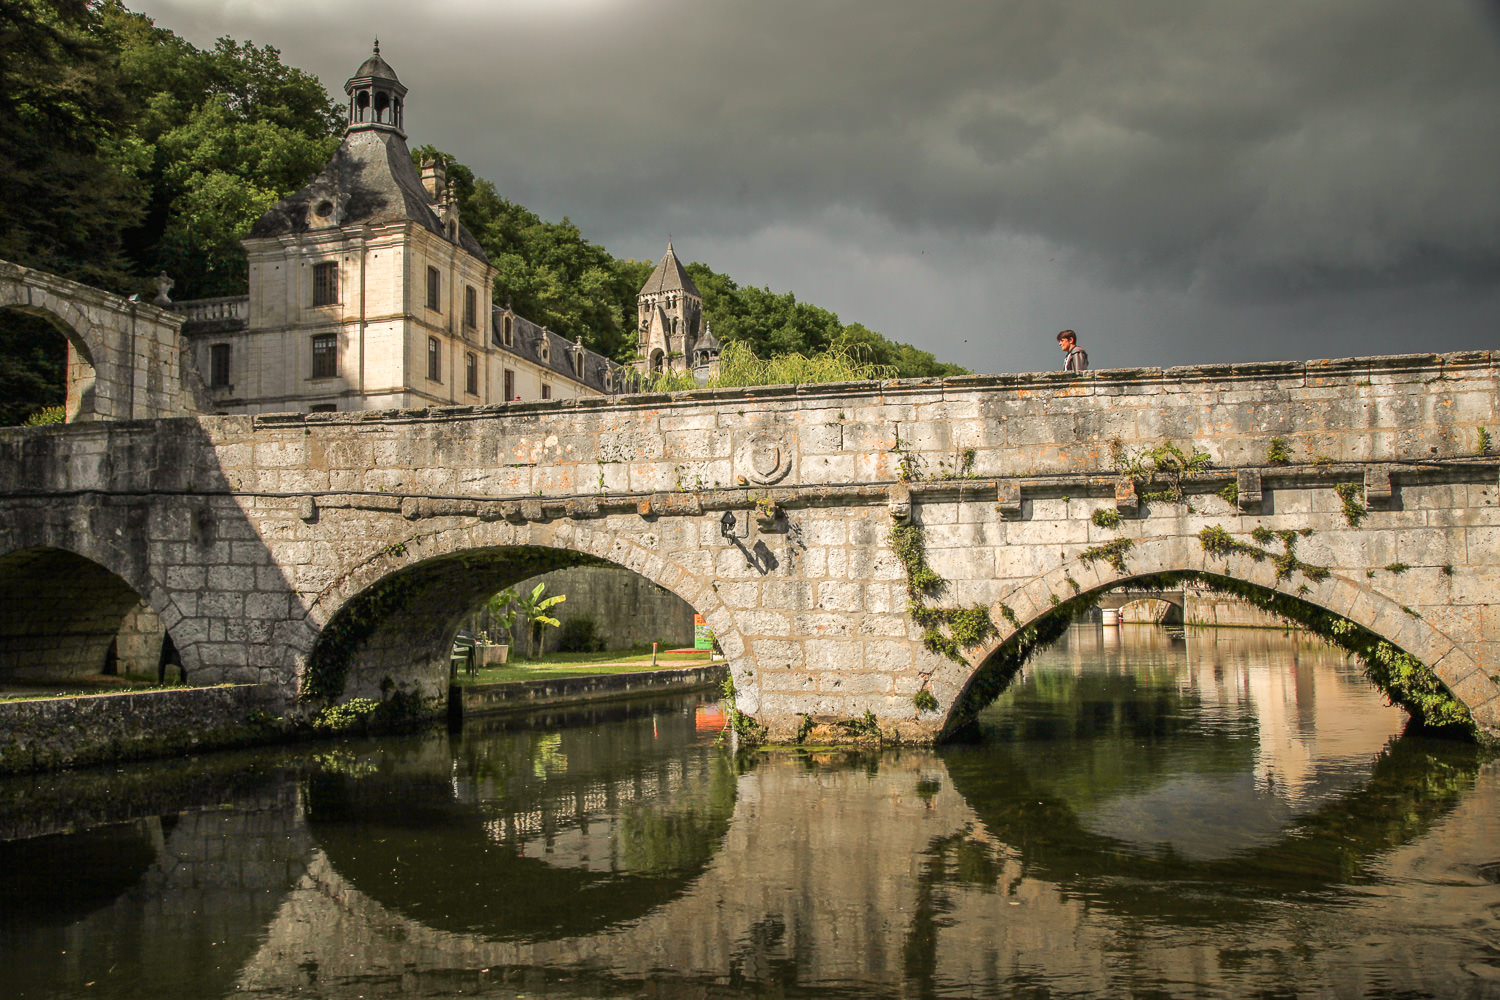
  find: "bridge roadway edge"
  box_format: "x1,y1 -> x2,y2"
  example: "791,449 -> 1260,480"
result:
0,350 -> 1498,745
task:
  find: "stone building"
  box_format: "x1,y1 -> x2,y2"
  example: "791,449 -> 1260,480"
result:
175,44 -> 624,414
635,241 -> 720,383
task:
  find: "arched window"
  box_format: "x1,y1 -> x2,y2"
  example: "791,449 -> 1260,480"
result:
650,349 -> 664,373
356,91 -> 370,122
374,92 -> 389,123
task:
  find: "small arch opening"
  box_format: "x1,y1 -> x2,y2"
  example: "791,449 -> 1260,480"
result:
0,547 -> 178,688
1,304 -> 96,425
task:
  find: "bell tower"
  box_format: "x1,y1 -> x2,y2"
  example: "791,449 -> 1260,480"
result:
636,241 -> 703,374
344,40 -> 407,137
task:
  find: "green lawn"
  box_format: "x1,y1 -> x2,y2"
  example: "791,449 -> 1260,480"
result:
454,648 -> 715,686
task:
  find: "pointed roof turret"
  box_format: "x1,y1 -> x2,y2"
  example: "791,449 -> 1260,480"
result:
639,241 -> 701,298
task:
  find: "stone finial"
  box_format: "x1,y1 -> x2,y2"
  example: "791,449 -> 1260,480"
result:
888,483 -> 912,524
153,272 -> 174,306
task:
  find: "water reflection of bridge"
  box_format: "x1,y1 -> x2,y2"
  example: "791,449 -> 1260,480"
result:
3,654 -> 1495,999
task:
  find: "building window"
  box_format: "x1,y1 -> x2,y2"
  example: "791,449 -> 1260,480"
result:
464,285 -> 477,329
428,336 -> 441,382
313,262 -> 338,306
502,314 -> 513,346
465,352 -> 478,395
426,266 -> 441,311
540,341 -> 550,363
541,383 -> 552,400
309,403 -> 337,413
503,368 -> 515,401
312,334 -> 337,379
209,344 -> 231,388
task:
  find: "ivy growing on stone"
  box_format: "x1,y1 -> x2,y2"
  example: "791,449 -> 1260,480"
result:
1091,508 -> 1122,529
892,521 -> 997,666
1266,437 -> 1292,465
1197,524 -> 1328,583
1335,482 -> 1367,527
303,574 -> 419,702
1080,538 -> 1134,574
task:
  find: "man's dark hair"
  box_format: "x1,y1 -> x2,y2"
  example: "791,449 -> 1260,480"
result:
1056,329 -> 1076,343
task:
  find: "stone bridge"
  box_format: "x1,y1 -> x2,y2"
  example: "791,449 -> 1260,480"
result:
0,260 -> 193,422
2,351 -> 1498,742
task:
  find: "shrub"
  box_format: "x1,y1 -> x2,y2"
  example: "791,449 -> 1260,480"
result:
556,616 -> 606,653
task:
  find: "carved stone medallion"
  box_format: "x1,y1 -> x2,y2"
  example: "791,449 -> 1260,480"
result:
741,432 -> 791,485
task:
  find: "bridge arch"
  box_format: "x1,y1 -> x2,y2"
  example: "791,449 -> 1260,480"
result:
297,517 -> 743,705
930,534 -> 1495,740
0,545 -> 190,683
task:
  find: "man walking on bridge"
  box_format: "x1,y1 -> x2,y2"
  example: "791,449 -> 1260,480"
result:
1058,329 -> 1088,371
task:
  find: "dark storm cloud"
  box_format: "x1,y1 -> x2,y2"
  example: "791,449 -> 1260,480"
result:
141,0 -> 1500,368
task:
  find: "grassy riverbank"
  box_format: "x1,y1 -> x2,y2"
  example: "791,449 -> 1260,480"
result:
0,674 -> 187,703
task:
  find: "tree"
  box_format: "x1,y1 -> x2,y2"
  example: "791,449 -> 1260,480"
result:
103,9 -> 344,298
483,588 -> 519,646
515,583 -> 566,660
0,0 -> 144,287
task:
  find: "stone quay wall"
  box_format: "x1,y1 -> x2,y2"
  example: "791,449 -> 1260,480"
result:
452,663 -> 727,721
0,684 -> 280,774
1,351 -> 1498,744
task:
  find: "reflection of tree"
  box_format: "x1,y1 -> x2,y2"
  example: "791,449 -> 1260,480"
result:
972,667 -> 1259,814
936,733 -> 1485,924
305,699 -> 738,942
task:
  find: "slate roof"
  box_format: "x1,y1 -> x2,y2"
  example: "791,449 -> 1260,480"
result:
246,129 -> 488,262
638,242 -> 700,298
494,307 -> 622,394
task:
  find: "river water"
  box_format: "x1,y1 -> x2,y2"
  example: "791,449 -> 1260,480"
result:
2,625 -> 1497,999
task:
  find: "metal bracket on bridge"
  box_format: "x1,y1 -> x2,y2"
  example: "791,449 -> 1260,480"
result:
1236,469 -> 1262,513
1365,466 -> 1394,509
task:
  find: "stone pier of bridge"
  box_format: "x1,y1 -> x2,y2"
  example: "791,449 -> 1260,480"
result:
1,351 -> 1498,742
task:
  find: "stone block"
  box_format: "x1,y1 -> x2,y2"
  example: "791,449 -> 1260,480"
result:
815,581 -> 864,612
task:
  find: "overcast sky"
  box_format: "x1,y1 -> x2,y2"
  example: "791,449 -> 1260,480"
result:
137,0 -> 1500,374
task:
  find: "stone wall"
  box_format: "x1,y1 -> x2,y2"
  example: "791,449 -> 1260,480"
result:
512,564 -> 697,651
453,663 -> 726,720
0,684 -> 281,774
1185,591 -> 1295,629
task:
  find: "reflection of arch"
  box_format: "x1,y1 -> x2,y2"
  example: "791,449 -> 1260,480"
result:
301,518 -> 742,704
1115,597 -> 1181,624
0,547 -> 184,681
305,704 -> 735,941
939,728 -> 1485,923
0,821 -> 159,929
930,535 -> 1491,737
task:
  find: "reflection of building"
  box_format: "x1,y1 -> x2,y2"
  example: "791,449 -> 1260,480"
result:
175,45 -> 624,414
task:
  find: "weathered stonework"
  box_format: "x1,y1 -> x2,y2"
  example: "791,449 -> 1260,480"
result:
1,351 -> 1498,742
0,260 -> 191,421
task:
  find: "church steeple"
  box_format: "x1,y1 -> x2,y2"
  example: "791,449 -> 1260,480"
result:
637,241 -> 703,374
344,40 -> 407,137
